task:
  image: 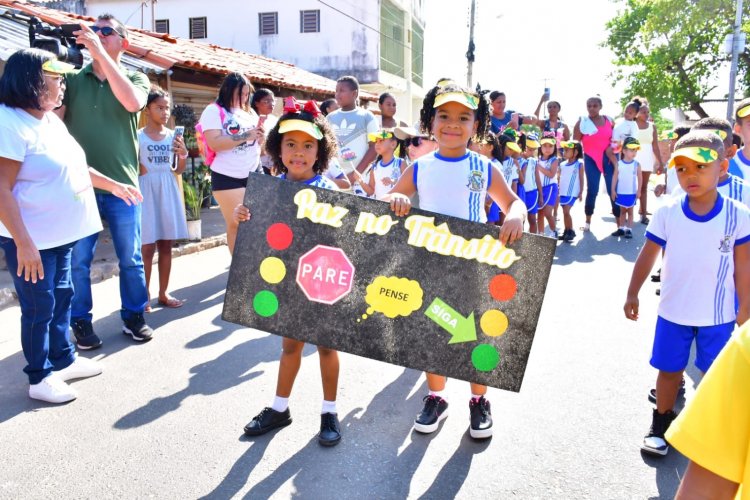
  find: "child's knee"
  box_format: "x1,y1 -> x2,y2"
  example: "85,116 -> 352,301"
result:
317,347 -> 338,358
281,339 -> 305,356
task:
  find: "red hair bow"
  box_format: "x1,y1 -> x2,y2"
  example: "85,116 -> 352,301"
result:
283,97 -> 321,118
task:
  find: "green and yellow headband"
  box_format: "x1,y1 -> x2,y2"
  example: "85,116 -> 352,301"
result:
42,59 -> 76,74
706,129 -> 728,140
560,140 -> 580,149
738,103 -> 750,118
660,131 -> 678,140
278,119 -> 323,140
367,130 -> 394,142
667,146 -> 719,168
433,92 -> 479,110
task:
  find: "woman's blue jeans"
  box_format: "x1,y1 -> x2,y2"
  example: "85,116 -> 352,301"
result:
584,153 -> 621,219
0,237 -> 76,384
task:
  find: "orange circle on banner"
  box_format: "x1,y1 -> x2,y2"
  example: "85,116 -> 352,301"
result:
489,274 -> 517,302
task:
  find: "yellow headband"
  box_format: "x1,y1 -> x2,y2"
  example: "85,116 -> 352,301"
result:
42,59 -> 76,74
433,92 -> 479,110
525,139 -> 540,149
278,119 -> 323,140
738,103 -> 750,118
660,131 -> 678,140
560,140 -> 580,149
705,129 -> 728,140
368,130 -> 394,142
667,146 -> 719,168
506,141 -> 522,153
539,138 -> 557,146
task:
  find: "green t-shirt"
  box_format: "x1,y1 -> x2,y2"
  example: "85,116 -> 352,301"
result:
62,63 -> 150,189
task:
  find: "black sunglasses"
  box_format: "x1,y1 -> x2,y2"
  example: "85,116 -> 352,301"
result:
408,137 -> 423,147
91,25 -> 124,38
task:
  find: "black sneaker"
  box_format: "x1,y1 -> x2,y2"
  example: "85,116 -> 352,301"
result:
557,229 -> 567,241
469,396 -> 493,439
641,409 -> 677,456
122,314 -> 154,342
650,269 -> 661,282
563,229 -> 576,242
244,407 -> 292,436
318,412 -> 341,446
647,378 -> 686,404
611,229 -> 625,237
414,395 -> 449,434
624,228 -> 633,239
71,319 -> 102,350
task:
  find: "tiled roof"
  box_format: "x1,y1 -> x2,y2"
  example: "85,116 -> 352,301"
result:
0,0 -> 377,100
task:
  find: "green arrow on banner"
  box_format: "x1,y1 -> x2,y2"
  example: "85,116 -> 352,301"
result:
424,297 -> 477,344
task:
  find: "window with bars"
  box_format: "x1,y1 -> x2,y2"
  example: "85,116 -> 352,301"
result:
259,12 -> 278,35
300,10 -> 320,33
380,0 -> 404,77
154,19 -> 169,34
411,20 -> 424,87
189,17 -> 207,39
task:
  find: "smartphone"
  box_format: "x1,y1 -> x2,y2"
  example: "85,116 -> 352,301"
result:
60,23 -> 83,37
544,87 -> 551,100
174,126 -> 185,137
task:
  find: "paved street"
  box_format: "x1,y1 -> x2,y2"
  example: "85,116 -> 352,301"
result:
0,194 -> 694,499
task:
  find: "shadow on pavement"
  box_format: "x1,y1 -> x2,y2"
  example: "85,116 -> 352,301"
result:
553,217 -> 643,266
642,450 -> 687,500
418,431 -> 491,499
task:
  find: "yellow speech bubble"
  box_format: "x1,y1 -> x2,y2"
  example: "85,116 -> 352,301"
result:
364,276 -> 424,319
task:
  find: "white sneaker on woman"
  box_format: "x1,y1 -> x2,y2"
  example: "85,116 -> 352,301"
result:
29,374 -> 77,404
54,355 -> 102,382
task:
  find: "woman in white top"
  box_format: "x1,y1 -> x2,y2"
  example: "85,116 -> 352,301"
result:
199,72 -> 264,254
633,101 -> 664,224
250,87 -> 278,175
0,49 -> 142,404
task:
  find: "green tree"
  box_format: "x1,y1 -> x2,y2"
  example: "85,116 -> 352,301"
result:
604,0 -> 750,118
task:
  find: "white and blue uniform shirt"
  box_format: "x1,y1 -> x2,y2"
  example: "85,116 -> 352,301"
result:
371,157 -> 404,201
646,194 -> 750,326
673,174 -> 750,208
729,149 -> 750,180
615,159 -> 639,195
558,159 -> 582,198
521,157 -> 538,191
413,150 -> 491,223
495,158 -> 519,186
279,173 -> 338,191
538,157 -> 557,187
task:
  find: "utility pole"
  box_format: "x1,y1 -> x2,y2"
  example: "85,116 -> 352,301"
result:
151,0 -> 156,32
466,0 -> 476,88
727,0 -> 745,121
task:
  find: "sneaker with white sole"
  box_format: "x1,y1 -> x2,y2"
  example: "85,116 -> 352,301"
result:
54,355 -> 102,382
469,396 -> 493,439
122,314 -> 154,342
641,409 -> 677,456
29,374 -> 77,404
414,395 -> 448,434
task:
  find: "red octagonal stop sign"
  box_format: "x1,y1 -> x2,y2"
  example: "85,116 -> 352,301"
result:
296,245 -> 355,305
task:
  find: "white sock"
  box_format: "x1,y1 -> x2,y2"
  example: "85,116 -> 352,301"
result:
429,390 -> 445,399
321,400 -> 337,414
271,395 -> 288,412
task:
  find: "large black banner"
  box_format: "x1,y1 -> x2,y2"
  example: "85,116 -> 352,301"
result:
223,174 -> 555,391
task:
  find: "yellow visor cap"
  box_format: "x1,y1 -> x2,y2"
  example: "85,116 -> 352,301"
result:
667,146 -> 719,168
42,59 -> 76,74
540,137 -> 557,146
506,141 -> 522,153
433,92 -> 479,110
278,119 -> 323,140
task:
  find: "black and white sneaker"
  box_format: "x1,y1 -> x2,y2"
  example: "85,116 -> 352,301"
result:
414,395 -> 448,434
318,412 -> 341,447
641,409 -> 677,456
611,228 -> 625,237
122,314 -> 154,342
647,378 -> 686,404
71,319 -> 102,350
244,407 -> 292,436
469,396 -> 493,439
624,228 -> 633,239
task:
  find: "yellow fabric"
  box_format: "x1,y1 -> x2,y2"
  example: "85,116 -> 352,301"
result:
667,146 -> 719,168
433,92 -> 479,110
666,323 -> 750,498
277,119 -> 323,140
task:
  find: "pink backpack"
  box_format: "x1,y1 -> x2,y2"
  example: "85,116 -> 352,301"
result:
195,103 -> 226,166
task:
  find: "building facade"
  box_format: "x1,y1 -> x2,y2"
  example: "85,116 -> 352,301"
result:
84,0 -> 426,123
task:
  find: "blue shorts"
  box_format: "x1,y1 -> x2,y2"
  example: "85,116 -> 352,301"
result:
650,316 -> 734,373
524,189 -> 539,214
615,193 -> 637,208
540,184 -> 558,208
559,195 -> 576,207
516,184 -> 526,201
487,201 -> 500,222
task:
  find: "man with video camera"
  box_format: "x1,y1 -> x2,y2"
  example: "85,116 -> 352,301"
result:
55,14 -> 153,348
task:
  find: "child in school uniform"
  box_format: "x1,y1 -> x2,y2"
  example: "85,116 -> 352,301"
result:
537,135 -> 560,238
624,130 -> 750,457
519,132 -> 543,234
233,97 -> 344,447
364,129 -> 408,201
557,140 -> 585,242
385,82 -> 527,439
611,137 -> 642,239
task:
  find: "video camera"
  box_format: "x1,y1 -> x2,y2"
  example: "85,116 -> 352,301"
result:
28,16 -> 84,69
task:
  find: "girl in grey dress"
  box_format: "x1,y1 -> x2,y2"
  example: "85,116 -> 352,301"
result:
138,88 -> 188,310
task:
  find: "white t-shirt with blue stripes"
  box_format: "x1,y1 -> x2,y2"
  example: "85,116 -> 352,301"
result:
646,193 -> 750,326
538,157 -> 557,187
615,159 -> 639,195
673,174 -> 750,209
729,149 -> 750,180
521,157 -> 538,191
558,159 -> 582,198
413,150 -> 492,223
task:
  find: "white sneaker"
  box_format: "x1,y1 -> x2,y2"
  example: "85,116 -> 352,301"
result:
29,374 -> 77,404
54,355 -> 102,382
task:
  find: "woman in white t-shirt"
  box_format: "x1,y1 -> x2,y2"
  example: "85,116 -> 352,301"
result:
198,73 -> 264,254
0,49 -> 142,404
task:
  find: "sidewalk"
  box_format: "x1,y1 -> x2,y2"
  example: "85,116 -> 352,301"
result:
0,207 -> 227,311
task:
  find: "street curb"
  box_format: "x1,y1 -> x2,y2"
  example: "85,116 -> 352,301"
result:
0,234 -> 227,311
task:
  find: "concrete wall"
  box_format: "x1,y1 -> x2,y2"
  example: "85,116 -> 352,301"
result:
85,0 -> 380,82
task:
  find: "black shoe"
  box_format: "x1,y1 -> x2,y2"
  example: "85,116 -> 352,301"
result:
469,396 -> 493,439
71,319 -> 102,350
650,269 -> 661,283
648,378 -> 686,404
655,288 -> 661,296
414,395 -> 449,434
557,229 -> 567,241
624,228 -> 633,239
563,229 -> 576,242
318,412 -> 341,446
611,229 -> 625,237
641,409 -> 677,456
122,314 -> 153,342
244,407 -> 292,436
